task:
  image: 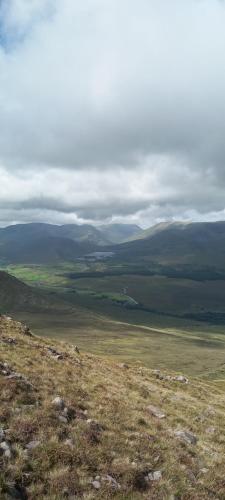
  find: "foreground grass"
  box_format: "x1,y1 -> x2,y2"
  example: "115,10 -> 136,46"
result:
1,317 -> 225,498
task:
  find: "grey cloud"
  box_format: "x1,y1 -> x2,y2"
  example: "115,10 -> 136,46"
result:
1,1 -> 225,226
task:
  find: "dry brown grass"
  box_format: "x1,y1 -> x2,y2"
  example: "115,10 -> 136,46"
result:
1,315 -> 225,499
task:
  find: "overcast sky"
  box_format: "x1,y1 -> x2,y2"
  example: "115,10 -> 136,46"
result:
0,0 -> 225,227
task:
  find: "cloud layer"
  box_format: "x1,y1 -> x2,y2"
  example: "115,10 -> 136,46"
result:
0,0 -> 225,227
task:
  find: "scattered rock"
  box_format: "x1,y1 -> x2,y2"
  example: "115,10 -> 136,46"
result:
0,361 -> 11,375
206,426 -> 216,434
92,480 -> 101,490
0,362 -> 33,388
153,370 -> 188,384
200,468 -> 209,475
0,440 -> 12,458
22,325 -> 33,337
174,375 -> 189,384
58,415 -> 68,424
26,440 -> 40,451
147,405 -> 166,419
146,471 -> 162,481
47,347 -> 64,360
91,475 -> 120,491
175,430 -> 198,445
52,396 -> 65,410
118,363 -> 129,369
1,337 -> 16,345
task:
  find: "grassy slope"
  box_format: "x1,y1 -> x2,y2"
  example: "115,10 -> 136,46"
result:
1,316 -> 225,499
3,265 -> 225,378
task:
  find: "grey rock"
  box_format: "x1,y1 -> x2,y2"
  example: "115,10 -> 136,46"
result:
147,405 -> 166,419
200,468 -> 209,474
118,363 -> 129,369
92,480 -> 101,490
175,430 -> 198,445
206,426 -> 216,434
26,440 -> 40,450
0,441 -> 12,458
52,396 -> 65,410
147,471 -> 162,481
58,415 -> 68,424
174,375 -> 189,384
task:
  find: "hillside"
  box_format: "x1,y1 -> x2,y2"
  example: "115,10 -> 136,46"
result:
116,221 -> 225,268
0,271 -> 74,313
0,316 -> 225,499
0,223 -> 108,246
0,236 -> 96,265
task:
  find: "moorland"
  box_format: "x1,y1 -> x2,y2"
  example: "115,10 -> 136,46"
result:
1,221 -> 225,380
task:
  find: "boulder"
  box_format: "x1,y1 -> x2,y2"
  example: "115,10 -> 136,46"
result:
175,430 -> 198,445
147,405 -> 166,419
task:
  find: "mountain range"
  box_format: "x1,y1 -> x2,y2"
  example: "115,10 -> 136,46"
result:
0,223 -> 142,264
1,220 -> 225,267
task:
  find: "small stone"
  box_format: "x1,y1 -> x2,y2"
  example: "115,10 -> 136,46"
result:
206,426 -> 215,434
74,345 -> 80,354
147,471 -> 162,481
0,441 -> 11,458
92,480 -> 101,490
26,440 -> 40,450
118,363 -> 129,369
55,354 -> 64,360
4,448 -> 11,459
52,397 -> 65,410
58,415 -> 68,424
147,405 -> 166,419
65,439 -> 74,448
200,468 -> 209,475
174,375 -> 189,384
175,430 -> 198,445
23,326 -> 33,337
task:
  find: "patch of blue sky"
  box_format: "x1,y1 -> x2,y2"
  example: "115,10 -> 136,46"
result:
0,1 -> 56,52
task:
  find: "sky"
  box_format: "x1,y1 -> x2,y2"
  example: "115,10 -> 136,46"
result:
1,0 -> 225,228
